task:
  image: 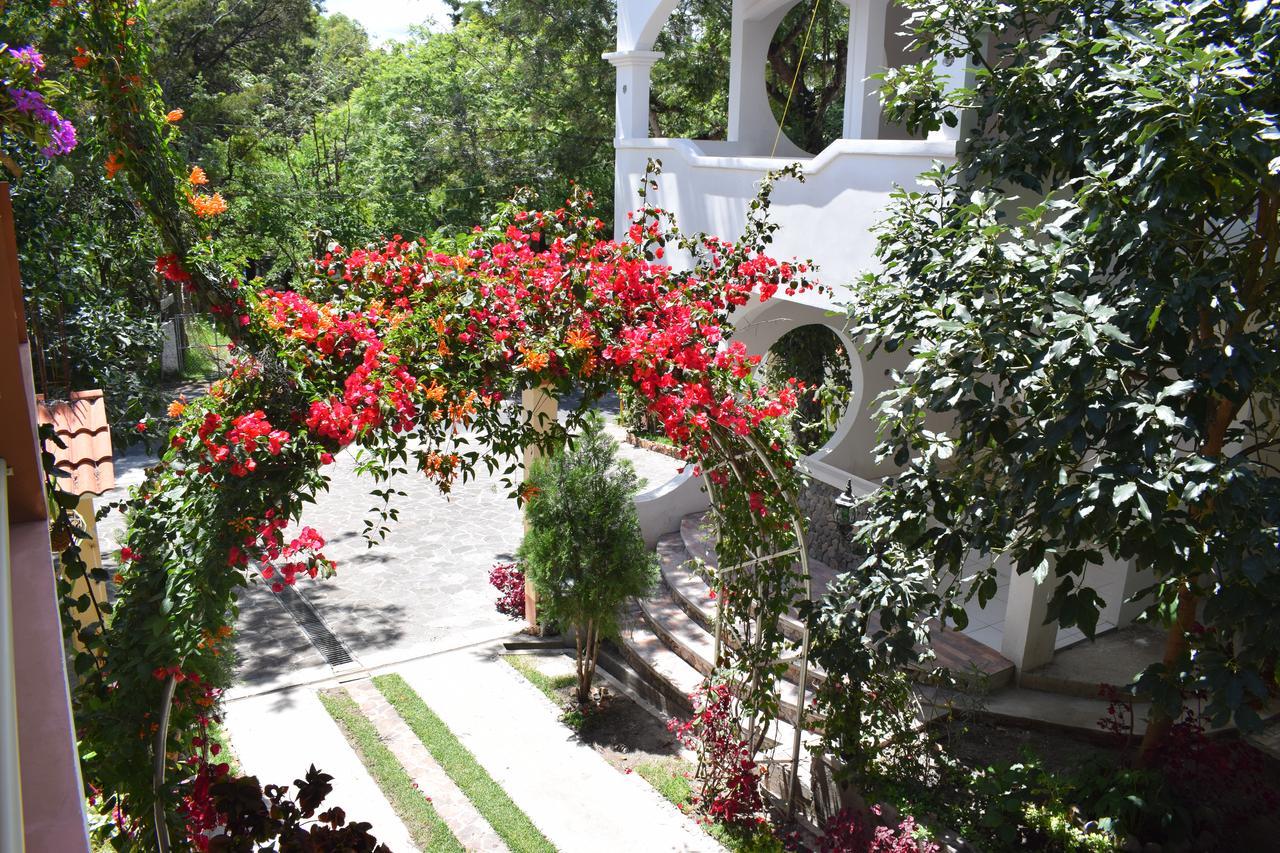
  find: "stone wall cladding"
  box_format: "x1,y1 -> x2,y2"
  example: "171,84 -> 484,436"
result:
799,480 -> 860,573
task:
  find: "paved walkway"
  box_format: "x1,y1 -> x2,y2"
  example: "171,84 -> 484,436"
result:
346,678 -> 511,852
223,683 -> 420,852
395,643 -> 723,853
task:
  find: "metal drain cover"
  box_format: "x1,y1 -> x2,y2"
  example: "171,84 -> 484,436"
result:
271,582 -> 358,669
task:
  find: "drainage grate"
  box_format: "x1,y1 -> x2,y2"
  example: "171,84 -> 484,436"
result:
271,583 -> 356,668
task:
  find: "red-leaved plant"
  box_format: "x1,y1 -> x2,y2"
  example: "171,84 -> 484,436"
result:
489,561 -> 526,620
820,806 -> 940,853
669,682 -> 765,830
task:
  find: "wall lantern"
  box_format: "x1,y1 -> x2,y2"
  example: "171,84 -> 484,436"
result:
833,479 -> 858,539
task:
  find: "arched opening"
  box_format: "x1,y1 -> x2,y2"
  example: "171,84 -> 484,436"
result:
759,323 -> 853,454
765,0 -> 850,153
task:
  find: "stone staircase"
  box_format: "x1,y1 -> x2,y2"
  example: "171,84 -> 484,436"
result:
601,511 -> 1017,728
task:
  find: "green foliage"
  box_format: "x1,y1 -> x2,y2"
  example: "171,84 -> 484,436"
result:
838,0 -> 1280,736
765,0 -> 849,153
618,383 -> 663,436
762,324 -> 851,453
519,414 -> 658,702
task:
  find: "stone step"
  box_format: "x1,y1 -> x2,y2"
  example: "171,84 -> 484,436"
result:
613,600 -> 703,718
654,541 -> 828,691
1017,624 -> 1163,700
656,533 -> 716,632
637,593 -> 810,726
679,511 -> 1015,691
676,514 -> 833,646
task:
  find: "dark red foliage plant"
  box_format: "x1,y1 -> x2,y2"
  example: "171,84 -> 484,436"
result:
820,806 -> 940,853
203,765 -> 390,852
669,682 -> 765,831
489,561 -> 526,619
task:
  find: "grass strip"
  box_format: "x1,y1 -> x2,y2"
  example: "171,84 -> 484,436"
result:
374,674 -> 556,853
635,759 -> 776,852
503,654 -> 575,706
636,759 -> 695,807
318,689 -> 465,853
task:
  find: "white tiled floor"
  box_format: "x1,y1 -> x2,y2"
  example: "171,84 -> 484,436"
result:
955,560 -> 1124,653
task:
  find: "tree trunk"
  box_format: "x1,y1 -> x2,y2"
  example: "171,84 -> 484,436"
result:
576,618 -> 597,706
1136,580 -> 1199,764
1137,394 -> 1236,763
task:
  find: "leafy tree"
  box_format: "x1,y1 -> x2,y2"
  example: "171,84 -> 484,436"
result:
837,0 -> 1278,759
763,324 -> 851,453
519,415 -> 658,704
2,2 -> 170,435
765,0 -> 848,152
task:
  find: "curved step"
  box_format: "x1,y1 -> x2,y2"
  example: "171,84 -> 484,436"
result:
638,594 -> 810,726
677,513 -> 833,645
656,533 -> 716,632
614,600 -> 702,716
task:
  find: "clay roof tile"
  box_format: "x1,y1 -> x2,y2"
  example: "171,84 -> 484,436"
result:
36,389 -> 115,497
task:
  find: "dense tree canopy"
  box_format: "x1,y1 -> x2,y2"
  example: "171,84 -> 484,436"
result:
838,0 -> 1279,750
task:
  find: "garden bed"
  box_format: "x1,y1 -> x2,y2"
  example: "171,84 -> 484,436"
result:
503,652 -> 687,774
624,431 -> 685,460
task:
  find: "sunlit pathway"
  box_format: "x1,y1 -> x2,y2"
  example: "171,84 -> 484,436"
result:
229,400 -> 681,694
224,684 -> 422,852
396,642 -> 724,853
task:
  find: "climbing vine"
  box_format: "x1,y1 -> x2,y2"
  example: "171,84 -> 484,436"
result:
74,161 -> 825,845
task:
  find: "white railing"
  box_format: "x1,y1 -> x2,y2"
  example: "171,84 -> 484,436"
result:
0,458 -> 26,852
614,136 -> 958,298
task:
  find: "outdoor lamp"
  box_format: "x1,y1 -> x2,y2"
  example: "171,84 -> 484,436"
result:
834,479 -> 858,539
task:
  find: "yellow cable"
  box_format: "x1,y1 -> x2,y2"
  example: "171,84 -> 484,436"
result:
771,0 -> 824,158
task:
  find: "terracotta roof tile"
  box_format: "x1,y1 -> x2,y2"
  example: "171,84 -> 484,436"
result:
36,389 -> 115,497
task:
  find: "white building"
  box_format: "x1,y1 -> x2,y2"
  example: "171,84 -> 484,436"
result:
610,0 -> 1150,678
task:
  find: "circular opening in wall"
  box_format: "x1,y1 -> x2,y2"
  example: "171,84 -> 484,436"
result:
759,324 -> 853,455
767,0 -> 850,153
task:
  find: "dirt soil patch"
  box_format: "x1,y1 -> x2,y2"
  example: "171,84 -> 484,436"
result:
503,651 -> 689,775
939,718 -> 1116,775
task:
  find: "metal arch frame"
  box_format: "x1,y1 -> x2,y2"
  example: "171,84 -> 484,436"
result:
697,425 -> 814,816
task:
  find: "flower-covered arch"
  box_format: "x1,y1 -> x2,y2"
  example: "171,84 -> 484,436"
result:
80,165 -> 827,845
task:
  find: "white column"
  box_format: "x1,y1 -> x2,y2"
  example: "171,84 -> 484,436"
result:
603,50 -> 664,139
1115,560 -> 1155,627
843,0 -> 888,139
927,43 -> 975,143
1001,558 -> 1059,673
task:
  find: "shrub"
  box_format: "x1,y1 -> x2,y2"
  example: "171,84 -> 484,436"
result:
669,682 -> 764,831
489,561 -> 526,620
518,414 -> 657,704
206,765 -> 390,851
820,807 -> 940,853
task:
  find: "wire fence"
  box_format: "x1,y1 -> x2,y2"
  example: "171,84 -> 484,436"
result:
161,313 -> 231,380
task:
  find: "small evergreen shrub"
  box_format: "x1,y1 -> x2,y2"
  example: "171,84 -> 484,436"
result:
518,414 -> 657,704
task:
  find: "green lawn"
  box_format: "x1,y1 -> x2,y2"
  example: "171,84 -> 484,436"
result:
373,674 -> 556,853
502,654 -> 576,705
318,689 -> 465,853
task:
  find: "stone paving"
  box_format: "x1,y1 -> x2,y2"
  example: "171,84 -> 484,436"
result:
95,398 -> 683,693
345,678 -> 511,852
223,684 -> 420,852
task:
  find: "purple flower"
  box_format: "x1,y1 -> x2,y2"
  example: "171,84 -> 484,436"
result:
6,87 -> 77,156
7,87 -> 45,113
41,114 -> 77,156
8,46 -> 45,74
